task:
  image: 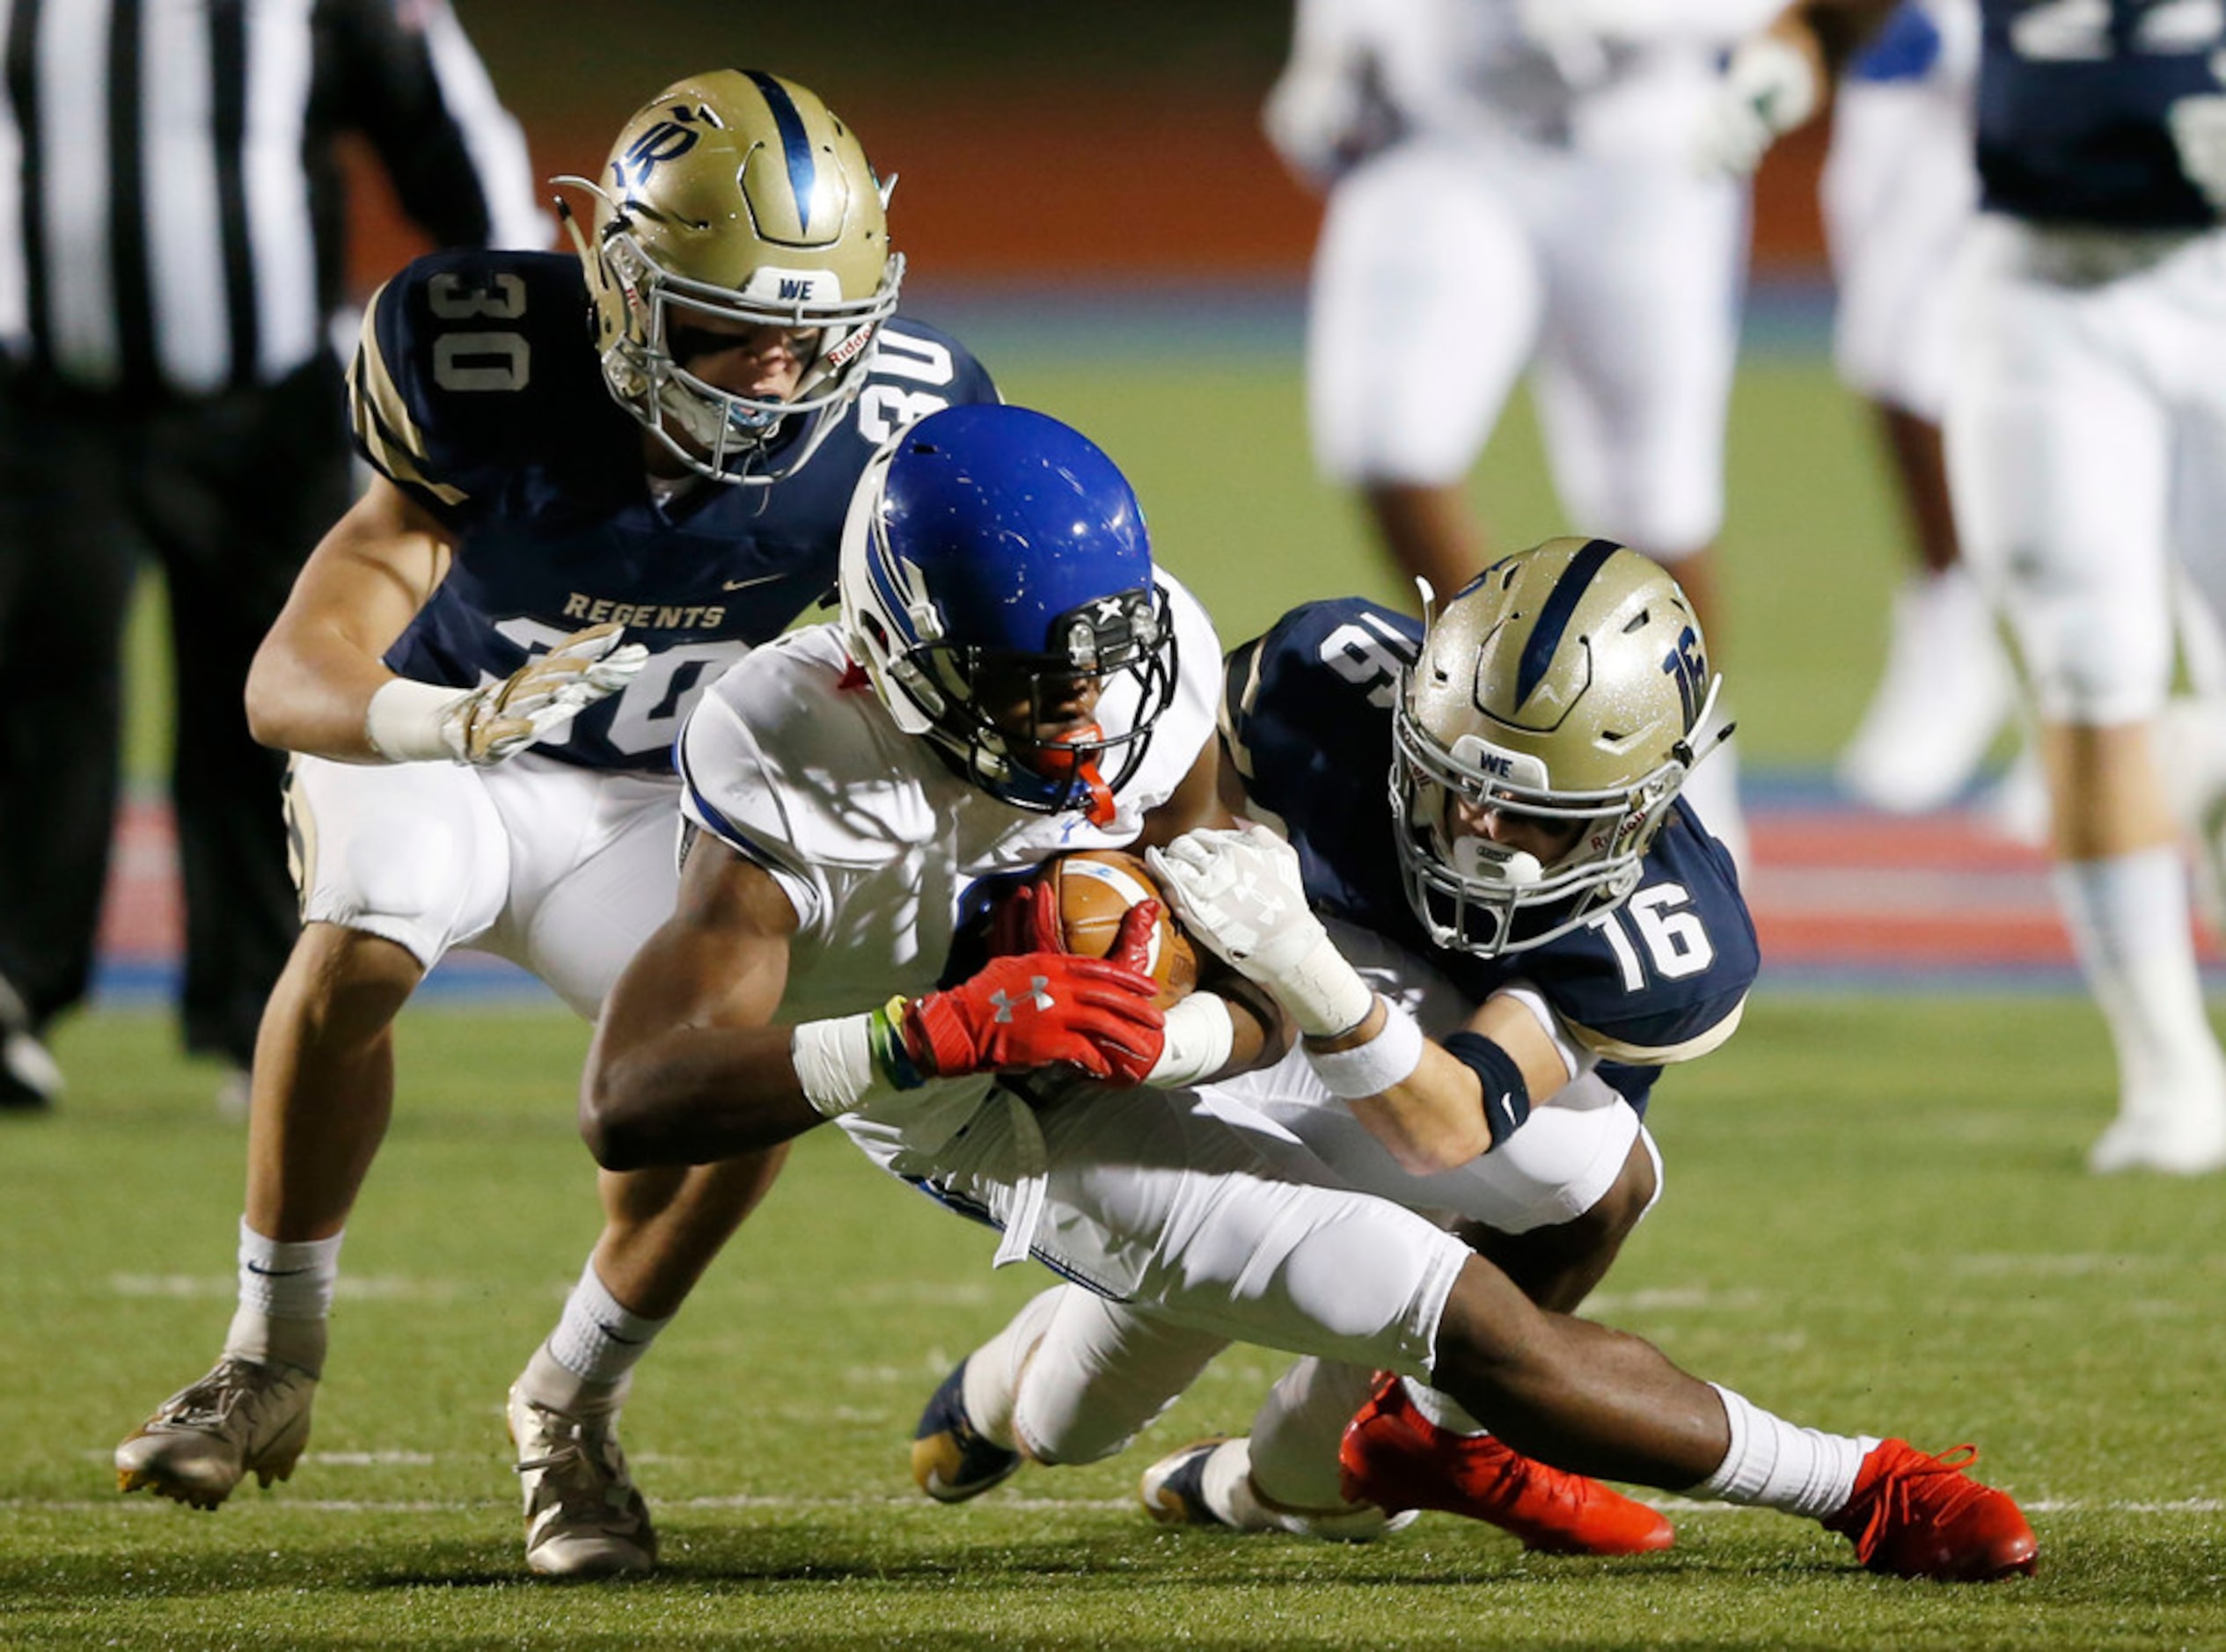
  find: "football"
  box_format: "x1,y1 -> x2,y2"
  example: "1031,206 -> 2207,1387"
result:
1038,848 -> 1198,1009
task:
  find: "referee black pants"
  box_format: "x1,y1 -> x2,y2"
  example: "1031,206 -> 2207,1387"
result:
0,355 -> 349,1069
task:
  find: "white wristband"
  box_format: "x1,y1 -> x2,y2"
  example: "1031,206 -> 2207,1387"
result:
791,1012 -> 880,1118
364,677 -> 472,763
1305,998 -> 1425,1100
1144,992 -> 1237,1089
1270,932 -> 1378,1039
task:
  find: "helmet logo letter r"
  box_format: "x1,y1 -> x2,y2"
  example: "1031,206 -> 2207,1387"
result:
1663,627 -> 1706,730
617,121 -> 703,186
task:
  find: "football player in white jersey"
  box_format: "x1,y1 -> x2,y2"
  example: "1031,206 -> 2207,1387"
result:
1264,0 -> 1774,866
581,402 -> 2038,1583
1717,0 -> 2226,1178
113,71 -> 1000,1577
1817,0 -> 2019,814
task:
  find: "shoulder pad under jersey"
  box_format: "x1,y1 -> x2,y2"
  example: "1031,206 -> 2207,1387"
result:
348,248 -> 612,524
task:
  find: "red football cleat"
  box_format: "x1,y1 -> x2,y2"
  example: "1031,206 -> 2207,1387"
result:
1823,1439 -> 2039,1582
1337,1373 -> 1674,1555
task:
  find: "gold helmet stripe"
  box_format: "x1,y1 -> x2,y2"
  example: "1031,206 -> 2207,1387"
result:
1515,537 -> 1622,705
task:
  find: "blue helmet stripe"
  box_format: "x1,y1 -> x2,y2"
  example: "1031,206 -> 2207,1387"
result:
744,70 -> 819,234
1516,537 -> 1621,705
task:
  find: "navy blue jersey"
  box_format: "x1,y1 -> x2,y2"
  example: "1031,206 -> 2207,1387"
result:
348,247 -> 997,772
1977,0 -> 2222,228
1222,598 -> 1759,1114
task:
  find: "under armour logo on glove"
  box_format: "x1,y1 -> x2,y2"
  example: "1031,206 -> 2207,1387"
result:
989,979 -> 1055,1023
897,923 -> 1167,1085
1149,822 -> 1320,972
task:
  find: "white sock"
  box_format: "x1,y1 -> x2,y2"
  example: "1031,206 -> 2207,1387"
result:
1399,1375 -> 1484,1436
1247,1358 -> 1380,1510
544,1260 -> 671,1388
1203,1436 -> 1272,1527
2055,850 -> 2226,1114
962,1286 -> 1065,1452
1694,1384 -> 1876,1520
224,1218 -> 341,1375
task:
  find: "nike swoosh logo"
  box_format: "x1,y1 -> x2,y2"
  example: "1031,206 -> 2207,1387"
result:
722,573 -> 788,592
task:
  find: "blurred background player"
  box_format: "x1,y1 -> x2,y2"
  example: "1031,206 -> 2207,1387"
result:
897,537 -> 2032,1583
1816,0 -> 2019,815
0,0 -> 544,1114
1260,0 -> 1773,867
113,70 -> 998,1578
1717,0 -> 2226,1174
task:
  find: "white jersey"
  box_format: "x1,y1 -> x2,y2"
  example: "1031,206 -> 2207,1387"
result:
677,574 -> 1221,1163
1325,0 -> 1776,155
1290,0 -> 1760,552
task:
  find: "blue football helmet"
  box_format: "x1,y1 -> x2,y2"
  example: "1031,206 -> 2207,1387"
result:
838,405 -> 1179,819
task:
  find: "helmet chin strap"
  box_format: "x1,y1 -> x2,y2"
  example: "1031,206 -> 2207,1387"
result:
1033,725 -> 1118,826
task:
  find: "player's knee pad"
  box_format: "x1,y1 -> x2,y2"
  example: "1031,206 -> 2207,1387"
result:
1467,1078 -> 1644,1235
1010,1296 -> 1216,1466
289,756 -> 509,967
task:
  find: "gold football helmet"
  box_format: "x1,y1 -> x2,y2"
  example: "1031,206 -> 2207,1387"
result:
1392,537 -> 1724,955
559,69 -> 903,485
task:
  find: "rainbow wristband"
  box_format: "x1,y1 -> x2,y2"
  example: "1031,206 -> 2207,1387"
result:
868,996 -> 926,1091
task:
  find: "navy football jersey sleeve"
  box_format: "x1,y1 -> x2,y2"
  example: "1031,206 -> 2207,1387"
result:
1225,598 -> 1759,1112
350,249 -> 623,530
358,248 -> 1000,774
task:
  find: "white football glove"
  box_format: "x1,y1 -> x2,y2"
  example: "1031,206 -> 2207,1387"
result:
2169,94 -> 2226,214
365,621 -> 649,765
1146,822 -> 1375,1038
1263,49 -> 1400,190
1693,33 -> 1822,177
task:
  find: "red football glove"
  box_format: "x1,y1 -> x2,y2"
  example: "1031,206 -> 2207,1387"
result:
986,879 -> 1065,959
903,907 -> 1167,1085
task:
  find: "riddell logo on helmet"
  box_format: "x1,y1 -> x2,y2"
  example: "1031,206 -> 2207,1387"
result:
822,325 -> 876,371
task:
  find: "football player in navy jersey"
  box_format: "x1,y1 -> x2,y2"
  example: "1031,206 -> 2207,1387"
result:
908,539 -> 2037,1581
113,70 -> 997,1577
1715,0 -> 2226,1179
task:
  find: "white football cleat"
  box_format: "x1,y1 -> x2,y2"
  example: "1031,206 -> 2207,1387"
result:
1839,567 -> 2016,815
115,1356 -> 318,1509
2088,1093 -> 2226,1176
507,1383 -> 656,1578
1139,1435 -> 1414,1543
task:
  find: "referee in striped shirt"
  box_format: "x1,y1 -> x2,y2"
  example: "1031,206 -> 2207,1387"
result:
0,0 -> 545,1111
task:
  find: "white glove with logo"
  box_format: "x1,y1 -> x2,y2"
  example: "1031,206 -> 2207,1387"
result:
1693,33 -> 1821,177
1146,822 -> 1375,1038
365,621 -> 649,765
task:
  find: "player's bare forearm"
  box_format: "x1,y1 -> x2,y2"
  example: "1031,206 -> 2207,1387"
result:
245,476 -> 454,758
581,1020 -> 824,1169
1342,991 -> 1574,1175
1784,0 -> 1899,77
1203,963 -> 1294,1078
579,839 -> 811,1170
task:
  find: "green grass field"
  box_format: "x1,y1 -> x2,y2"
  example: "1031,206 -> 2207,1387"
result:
26,347 -> 2220,1647
6,1000 -> 2223,1648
